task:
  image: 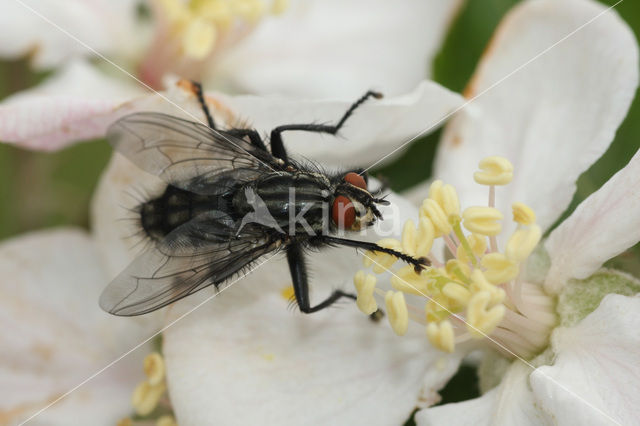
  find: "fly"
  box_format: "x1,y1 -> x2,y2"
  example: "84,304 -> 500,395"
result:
99,81 -> 427,316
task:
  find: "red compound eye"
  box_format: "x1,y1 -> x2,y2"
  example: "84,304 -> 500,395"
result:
332,196 -> 356,229
345,172 -> 367,190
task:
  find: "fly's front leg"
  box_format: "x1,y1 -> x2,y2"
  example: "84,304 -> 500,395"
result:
287,243 -> 356,314
269,90 -> 383,164
321,236 -> 428,272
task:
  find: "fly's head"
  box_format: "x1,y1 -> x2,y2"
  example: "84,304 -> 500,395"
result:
331,172 -> 389,232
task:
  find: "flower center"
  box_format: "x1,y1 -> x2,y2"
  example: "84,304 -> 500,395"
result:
157,0 -> 287,60
354,156 -> 557,360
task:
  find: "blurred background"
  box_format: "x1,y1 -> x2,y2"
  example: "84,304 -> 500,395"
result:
0,0 -> 639,406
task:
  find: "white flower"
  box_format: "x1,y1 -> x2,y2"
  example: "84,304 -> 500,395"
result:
0,229 -> 155,425
354,0 -> 640,424
0,0 -> 463,157
0,2 -> 466,422
87,83 -> 465,425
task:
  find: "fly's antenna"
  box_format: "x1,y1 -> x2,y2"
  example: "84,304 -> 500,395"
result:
373,194 -> 390,206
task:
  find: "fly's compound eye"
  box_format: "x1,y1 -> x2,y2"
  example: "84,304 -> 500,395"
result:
344,172 -> 367,190
332,195 -> 356,229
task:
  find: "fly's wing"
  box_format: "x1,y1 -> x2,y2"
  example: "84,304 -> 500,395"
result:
100,211 -> 278,316
107,112 -> 279,195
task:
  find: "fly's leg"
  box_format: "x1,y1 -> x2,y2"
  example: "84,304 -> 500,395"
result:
287,243 -> 357,313
191,81 -> 270,152
226,128 -> 269,153
191,81 -> 216,129
320,236 -> 429,273
269,90 -> 383,164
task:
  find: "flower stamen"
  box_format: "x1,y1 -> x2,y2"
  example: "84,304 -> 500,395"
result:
354,156 -> 557,359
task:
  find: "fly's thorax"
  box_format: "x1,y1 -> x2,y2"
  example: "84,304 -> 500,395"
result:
232,172 -> 332,236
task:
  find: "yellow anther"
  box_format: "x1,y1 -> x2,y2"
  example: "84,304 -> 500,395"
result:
280,285 -> 295,301
469,269 -> 505,305
442,282 -> 471,307
385,291 -> 409,336
426,320 -> 455,353
391,265 -> 429,296
143,352 -> 166,386
456,233 -> 487,263
182,17 -> 217,60
506,224 -> 541,262
192,0 -> 232,26
445,259 -> 471,283
158,0 -> 189,23
474,156 -> 513,185
233,0 -> 265,21
481,253 -> 519,284
157,415 -> 178,426
462,207 -> 503,236
132,381 -> 167,416
466,291 -> 506,338
420,199 -> 452,236
117,418 -> 133,426
271,0 -> 289,14
402,220 -> 417,256
416,217 -> 435,256
353,271 -> 378,315
428,180 -> 460,218
425,296 -> 452,322
512,202 -> 536,225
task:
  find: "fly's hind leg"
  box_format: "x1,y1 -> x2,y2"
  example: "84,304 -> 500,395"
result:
269,90 -> 383,164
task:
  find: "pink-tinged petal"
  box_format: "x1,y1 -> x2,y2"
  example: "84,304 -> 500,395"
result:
216,81 -> 463,168
545,149 -> 640,293
530,294 -> 640,425
209,0 -> 464,98
0,60 -> 143,150
0,229 -> 155,425
416,361 -> 550,426
0,0 -> 142,68
432,0 -> 638,236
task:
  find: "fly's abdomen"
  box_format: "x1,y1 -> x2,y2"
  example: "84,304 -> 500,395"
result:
140,185 -> 228,241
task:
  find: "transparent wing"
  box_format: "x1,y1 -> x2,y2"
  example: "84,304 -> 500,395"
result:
107,112 -> 278,194
100,212 -> 278,316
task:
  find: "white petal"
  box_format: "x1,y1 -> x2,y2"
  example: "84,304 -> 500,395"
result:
432,0 -> 638,235
210,0 -> 463,98
0,0 -> 141,68
155,193 -> 463,425
89,87 -> 464,423
0,60 -> 142,150
163,239 -> 464,425
545,149 -> 640,293
216,81 -> 463,168
530,294 -> 640,425
0,229 -> 154,425
416,361 -> 550,426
